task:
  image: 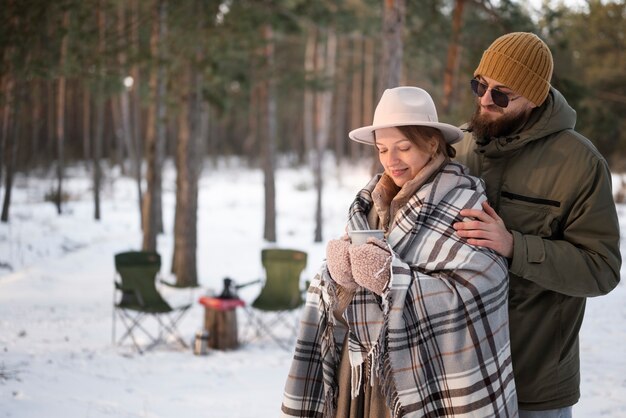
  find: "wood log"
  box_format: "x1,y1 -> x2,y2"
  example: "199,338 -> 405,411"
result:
204,307 -> 239,350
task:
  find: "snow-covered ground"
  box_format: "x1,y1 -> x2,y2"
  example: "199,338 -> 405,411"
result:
1,159 -> 625,417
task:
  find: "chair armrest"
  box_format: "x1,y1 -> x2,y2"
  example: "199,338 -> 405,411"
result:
159,279 -> 177,288
159,279 -> 199,289
235,279 -> 262,290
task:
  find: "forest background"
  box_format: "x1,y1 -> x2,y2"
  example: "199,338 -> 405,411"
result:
1,0 -> 625,286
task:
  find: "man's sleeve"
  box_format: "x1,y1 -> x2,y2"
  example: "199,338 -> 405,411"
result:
509,158 -> 621,297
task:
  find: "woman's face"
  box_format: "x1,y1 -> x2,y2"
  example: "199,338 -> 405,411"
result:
375,127 -> 435,187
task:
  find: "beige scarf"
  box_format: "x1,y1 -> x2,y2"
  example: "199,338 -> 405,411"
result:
367,153 -> 447,233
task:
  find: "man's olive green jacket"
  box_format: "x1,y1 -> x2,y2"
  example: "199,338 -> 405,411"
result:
454,88 -> 621,410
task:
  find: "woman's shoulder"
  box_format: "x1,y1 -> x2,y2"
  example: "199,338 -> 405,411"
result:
439,161 -> 486,194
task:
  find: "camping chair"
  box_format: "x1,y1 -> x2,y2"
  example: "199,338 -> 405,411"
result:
243,248 -> 308,350
112,251 -> 191,354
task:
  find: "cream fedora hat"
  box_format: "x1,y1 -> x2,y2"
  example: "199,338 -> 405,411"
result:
348,86 -> 463,145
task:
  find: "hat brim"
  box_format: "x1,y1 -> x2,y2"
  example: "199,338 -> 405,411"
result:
348,121 -> 463,145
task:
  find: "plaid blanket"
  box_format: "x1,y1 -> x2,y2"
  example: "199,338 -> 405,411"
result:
281,162 -> 518,418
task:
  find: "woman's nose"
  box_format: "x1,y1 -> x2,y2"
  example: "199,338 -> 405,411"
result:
387,150 -> 399,163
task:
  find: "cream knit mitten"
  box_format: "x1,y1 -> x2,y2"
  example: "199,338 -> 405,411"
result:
326,235 -> 358,291
348,237 -> 391,296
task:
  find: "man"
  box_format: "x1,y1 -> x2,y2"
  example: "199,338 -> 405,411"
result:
453,32 -> 621,417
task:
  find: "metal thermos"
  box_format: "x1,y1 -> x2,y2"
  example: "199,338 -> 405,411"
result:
219,277 -> 237,299
193,329 -> 209,355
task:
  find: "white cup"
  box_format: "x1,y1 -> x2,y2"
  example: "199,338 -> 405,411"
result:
348,229 -> 385,245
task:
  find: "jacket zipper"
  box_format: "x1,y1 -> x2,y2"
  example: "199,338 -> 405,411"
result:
501,191 -> 561,208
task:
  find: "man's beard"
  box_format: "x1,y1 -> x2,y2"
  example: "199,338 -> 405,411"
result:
468,102 -> 532,141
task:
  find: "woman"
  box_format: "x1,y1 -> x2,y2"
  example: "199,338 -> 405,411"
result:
281,87 -> 517,417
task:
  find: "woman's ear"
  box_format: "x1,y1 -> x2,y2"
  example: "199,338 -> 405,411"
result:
428,138 -> 439,155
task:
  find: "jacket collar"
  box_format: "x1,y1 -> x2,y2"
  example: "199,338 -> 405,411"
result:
471,87 -> 577,158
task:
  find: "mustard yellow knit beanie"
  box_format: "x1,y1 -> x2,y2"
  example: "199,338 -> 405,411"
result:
474,32 -> 554,107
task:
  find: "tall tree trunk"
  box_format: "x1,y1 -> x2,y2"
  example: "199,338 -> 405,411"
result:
46,80 -> 55,165
303,24 -> 317,166
93,3 -> 105,220
117,0 -> 134,169
363,37 -> 375,127
171,0 -> 204,286
442,0 -> 466,113
0,57 -> 14,193
30,80 -> 42,170
313,28 -> 337,243
379,0 -> 405,92
171,63 -> 200,287
110,97 -> 124,169
83,87 -> 91,164
1,0 -> 17,191
154,0 -> 167,235
143,0 -> 168,251
91,124 -> 102,217
242,80 -> 258,162
1,84 -> 19,223
350,35 -> 364,159
260,24 -> 277,243
130,0 -> 143,227
119,0 -> 144,229
55,11 -> 70,214
333,35 -> 349,166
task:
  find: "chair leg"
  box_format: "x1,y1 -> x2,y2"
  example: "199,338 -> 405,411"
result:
154,313 -> 189,349
242,307 -> 265,345
115,312 -> 145,354
167,307 -> 191,348
240,308 -> 257,345
112,280 -> 117,345
115,310 -> 160,354
118,312 -> 153,343
112,307 -> 116,345
244,308 -> 298,351
113,306 -> 191,353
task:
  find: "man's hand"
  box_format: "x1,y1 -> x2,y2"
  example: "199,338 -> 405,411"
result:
453,201 -> 513,258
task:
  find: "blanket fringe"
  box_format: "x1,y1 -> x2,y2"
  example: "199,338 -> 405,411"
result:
369,343 -> 379,385
321,274 -> 342,417
350,362 -> 362,399
377,294 -> 404,418
378,343 -> 403,418
321,385 -> 337,418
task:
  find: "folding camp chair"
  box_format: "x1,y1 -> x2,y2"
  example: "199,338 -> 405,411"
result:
112,251 -> 191,354
243,248 -> 308,350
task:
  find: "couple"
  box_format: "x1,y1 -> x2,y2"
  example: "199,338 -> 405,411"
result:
281,32 -> 621,418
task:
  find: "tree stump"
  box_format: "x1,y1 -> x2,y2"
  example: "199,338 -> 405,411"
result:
205,307 -> 238,350
198,296 -> 245,350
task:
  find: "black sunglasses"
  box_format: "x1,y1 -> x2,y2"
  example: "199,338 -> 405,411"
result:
470,78 -> 519,108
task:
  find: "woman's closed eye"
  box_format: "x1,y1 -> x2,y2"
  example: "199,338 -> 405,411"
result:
378,147 -> 410,154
